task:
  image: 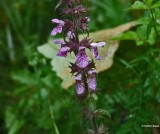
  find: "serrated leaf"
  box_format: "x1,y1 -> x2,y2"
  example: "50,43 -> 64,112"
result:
38,22 -> 137,89
95,109 -> 111,119
128,1 -> 148,10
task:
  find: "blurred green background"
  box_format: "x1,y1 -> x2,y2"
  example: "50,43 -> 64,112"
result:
0,0 -> 160,134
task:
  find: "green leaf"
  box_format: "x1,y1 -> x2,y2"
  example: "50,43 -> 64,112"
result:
113,31 -> 138,40
134,124 -> 143,134
145,0 -> 153,7
136,25 -> 148,41
152,1 -> 160,8
156,88 -> 160,102
5,107 -> 24,134
155,8 -> 160,20
129,1 -> 148,10
147,28 -> 156,45
119,59 -> 134,69
95,109 -> 111,119
116,121 -> 134,134
136,17 -> 151,25
12,70 -> 38,86
136,40 -> 145,46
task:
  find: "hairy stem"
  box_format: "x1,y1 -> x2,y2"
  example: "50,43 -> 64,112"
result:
82,73 -> 98,133
92,115 -> 98,133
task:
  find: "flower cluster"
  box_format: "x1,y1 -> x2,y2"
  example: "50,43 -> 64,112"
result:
51,0 -> 106,98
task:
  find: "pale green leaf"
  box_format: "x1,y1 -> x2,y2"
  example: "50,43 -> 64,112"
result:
128,1 -> 148,10
37,42 -> 58,59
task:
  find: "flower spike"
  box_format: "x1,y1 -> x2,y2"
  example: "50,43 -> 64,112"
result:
76,48 -> 89,68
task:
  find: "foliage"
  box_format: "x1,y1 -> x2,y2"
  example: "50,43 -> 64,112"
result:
0,0 -> 160,134
114,0 -> 160,46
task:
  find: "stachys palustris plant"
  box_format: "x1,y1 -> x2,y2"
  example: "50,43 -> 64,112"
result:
51,0 -> 108,133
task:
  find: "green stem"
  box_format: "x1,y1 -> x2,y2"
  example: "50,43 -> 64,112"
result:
48,97 -> 60,134
149,9 -> 159,37
81,73 -> 98,133
92,115 -> 98,133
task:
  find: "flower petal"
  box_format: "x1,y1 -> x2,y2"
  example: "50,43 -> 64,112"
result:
67,31 -> 74,38
75,73 -> 82,80
92,47 -> 101,60
87,73 -> 97,92
90,43 -> 97,47
57,46 -> 70,57
76,80 -> 85,96
79,46 -> 86,50
51,25 -> 63,36
76,48 -> 89,68
88,70 -> 97,75
97,42 -> 106,47
53,39 -> 65,44
52,19 -> 65,25
90,42 -> 106,47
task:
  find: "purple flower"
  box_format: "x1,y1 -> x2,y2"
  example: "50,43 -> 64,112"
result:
87,70 -> 97,92
67,31 -> 74,38
90,42 -> 106,47
57,46 -> 70,57
76,80 -> 85,97
52,2 -> 105,100
53,39 -> 70,57
75,73 -> 83,95
92,47 -> 101,60
90,42 -> 106,60
51,19 -> 65,36
76,47 -> 89,68
54,39 -> 65,44
75,73 -> 82,80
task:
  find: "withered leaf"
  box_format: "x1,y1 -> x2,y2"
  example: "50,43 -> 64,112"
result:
38,21 -> 137,89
